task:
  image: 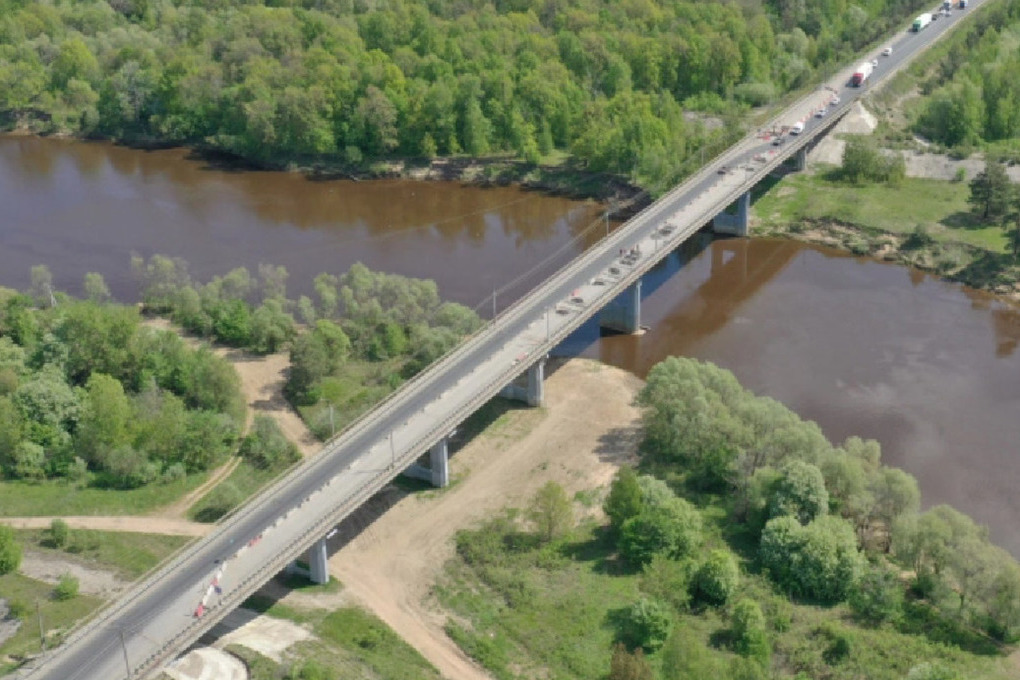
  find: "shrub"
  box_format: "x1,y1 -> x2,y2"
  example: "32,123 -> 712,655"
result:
849,562 -> 904,624
49,519 -> 70,548
731,598 -> 770,666
0,525 -> 22,575
619,598 -> 672,652
7,598 -> 30,620
619,497 -> 701,566
54,574 -> 79,600
608,643 -> 654,680
693,550 -> 740,607
239,415 -> 300,471
639,555 -> 693,612
759,515 -> 864,603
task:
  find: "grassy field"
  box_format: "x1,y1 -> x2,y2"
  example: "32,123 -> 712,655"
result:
187,460 -> 281,523
0,473 -> 211,517
437,514 -> 1016,680
753,173 -> 1009,252
0,572 -> 103,673
15,529 -> 191,579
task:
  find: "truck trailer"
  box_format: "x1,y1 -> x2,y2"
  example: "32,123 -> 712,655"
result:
851,61 -> 874,87
913,12 -> 933,31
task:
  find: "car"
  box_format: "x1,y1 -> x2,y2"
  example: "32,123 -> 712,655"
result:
789,121 -> 805,135
872,59 -> 878,67
882,46 -> 893,56
829,95 -> 840,106
717,166 -> 729,175
814,108 -> 826,118
772,136 -> 785,146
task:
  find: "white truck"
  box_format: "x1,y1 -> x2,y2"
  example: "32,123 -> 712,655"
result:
851,61 -> 874,87
913,12 -> 933,31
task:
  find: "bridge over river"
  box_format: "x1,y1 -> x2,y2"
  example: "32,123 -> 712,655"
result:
18,2 -> 992,677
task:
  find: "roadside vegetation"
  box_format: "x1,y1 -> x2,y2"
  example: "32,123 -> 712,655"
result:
438,357 -> 1020,680
0,0 -> 939,192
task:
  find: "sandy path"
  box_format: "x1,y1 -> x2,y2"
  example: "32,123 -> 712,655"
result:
2,516 -> 212,537
326,358 -> 643,680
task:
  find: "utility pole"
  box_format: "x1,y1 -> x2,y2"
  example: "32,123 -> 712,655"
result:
120,629 -> 131,678
328,403 -> 335,437
545,307 -> 550,342
36,600 -> 44,651
389,432 -> 395,470
491,289 -> 497,320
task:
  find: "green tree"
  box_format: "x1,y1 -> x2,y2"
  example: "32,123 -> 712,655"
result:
619,598 -> 672,652
693,550 -> 740,607
767,460 -> 829,525
76,373 -> 132,468
639,555 -> 693,612
605,466 -> 644,533
526,481 -> 573,543
849,561 -> 904,624
968,158 -> 1013,222
619,496 -> 702,566
48,518 -> 70,549
731,598 -> 770,666
0,525 -> 23,575
83,273 -> 111,303
760,515 -> 864,602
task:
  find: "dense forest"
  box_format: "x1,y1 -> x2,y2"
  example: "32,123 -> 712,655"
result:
0,269 -> 246,488
443,358 -> 1020,680
0,0 -> 933,189
907,0 -> 1020,153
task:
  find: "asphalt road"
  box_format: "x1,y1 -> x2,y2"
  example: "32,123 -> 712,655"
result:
18,3 -> 989,678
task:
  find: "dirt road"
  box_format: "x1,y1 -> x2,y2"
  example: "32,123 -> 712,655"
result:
326,358 -> 643,680
1,516 -> 211,536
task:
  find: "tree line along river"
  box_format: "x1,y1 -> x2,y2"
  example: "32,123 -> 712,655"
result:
2,134 -> 1019,554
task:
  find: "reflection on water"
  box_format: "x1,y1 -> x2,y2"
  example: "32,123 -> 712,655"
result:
572,239 -> 1020,555
0,136 -> 605,306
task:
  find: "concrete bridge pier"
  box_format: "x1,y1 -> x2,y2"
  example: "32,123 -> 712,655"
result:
712,191 -> 751,237
402,432 -> 454,487
285,537 -> 330,584
793,147 -> 808,171
598,280 -> 642,334
499,355 -> 547,407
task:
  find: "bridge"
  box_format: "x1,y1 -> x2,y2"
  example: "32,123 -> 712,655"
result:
18,3 -> 990,678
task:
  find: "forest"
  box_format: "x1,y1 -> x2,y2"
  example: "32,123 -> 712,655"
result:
442,357 -> 1020,680
0,0 -> 936,190
0,268 -> 246,489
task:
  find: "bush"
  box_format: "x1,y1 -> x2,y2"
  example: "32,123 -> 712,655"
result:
608,643 -> 654,680
239,415 -> 300,471
767,460 -> 828,525
54,573 -> 79,600
192,481 -> 244,523
7,598 -> 30,620
0,525 -> 22,575
759,515 -> 864,603
849,562 -> 904,624
731,598 -> 770,666
619,598 -> 672,652
693,550 -> 740,607
619,497 -> 701,566
639,555 -> 693,612
49,519 -> 70,548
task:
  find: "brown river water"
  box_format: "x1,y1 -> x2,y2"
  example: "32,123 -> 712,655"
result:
2,136 -> 1019,554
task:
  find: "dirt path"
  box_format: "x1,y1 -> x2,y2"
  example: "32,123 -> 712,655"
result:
156,457 -> 242,520
325,358 -> 644,680
2,516 -> 212,537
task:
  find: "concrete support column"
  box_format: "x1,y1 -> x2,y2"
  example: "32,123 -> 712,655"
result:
526,356 -> 546,407
309,538 -> 329,585
712,191 -> 751,237
598,280 -> 642,334
794,147 -> 808,171
429,437 -> 450,487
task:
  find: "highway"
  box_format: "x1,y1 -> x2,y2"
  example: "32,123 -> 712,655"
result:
17,2 -> 991,678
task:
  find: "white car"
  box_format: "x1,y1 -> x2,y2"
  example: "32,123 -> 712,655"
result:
789,121 -> 805,135
815,108 -> 826,118
882,46 -> 893,56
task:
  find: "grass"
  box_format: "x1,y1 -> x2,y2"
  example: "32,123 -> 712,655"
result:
0,472 -> 211,517
436,513 -> 1017,680
187,460 -> 281,523
14,529 -> 191,579
753,173 -> 1009,252
0,572 -> 103,674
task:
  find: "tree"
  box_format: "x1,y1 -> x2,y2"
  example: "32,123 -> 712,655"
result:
731,598 -> 770,666
693,550 -> 740,606
608,644 -> 654,680
968,158 -> 1013,222
619,598 -> 672,652
0,525 -> 22,575
76,373 -> 132,467
527,481 -> 573,542
49,519 -> 70,548
605,466 -> 644,532
848,561 -> 904,624
619,496 -> 702,565
83,273 -> 111,303
639,555 -> 693,612
760,515 -> 864,602
767,460 -> 829,525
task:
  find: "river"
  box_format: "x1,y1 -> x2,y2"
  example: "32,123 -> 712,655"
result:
2,136 -> 1019,554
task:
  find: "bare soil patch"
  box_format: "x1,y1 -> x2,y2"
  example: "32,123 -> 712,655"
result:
210,608 -> 314,662
18,551 -> 125,598
317,358 -> 643,680
1,516 -> 210,537
163,647 -> 248,680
